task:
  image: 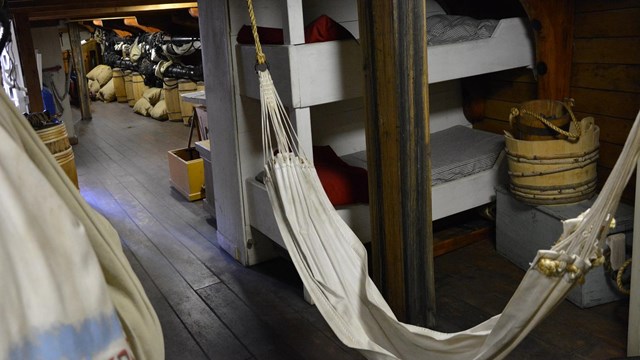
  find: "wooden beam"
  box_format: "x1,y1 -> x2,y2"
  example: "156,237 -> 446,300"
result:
19,2 -> 198,22
68,22 -> 92,120
629,157 -> 640,356
358,0 -> 435,326
12,13 -> 43,113
196,0 -> 249,263
7,0 -> 196,12
519,0 -> 575,99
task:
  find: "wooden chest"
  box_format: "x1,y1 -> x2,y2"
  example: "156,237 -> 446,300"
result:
496,186 -> 633,308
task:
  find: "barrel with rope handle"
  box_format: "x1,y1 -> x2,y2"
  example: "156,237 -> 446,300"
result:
509,99 -> 580,141
505,116 -> 599,205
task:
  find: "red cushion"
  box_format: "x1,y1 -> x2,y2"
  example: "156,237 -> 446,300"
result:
237,15 -> 354,45
304,15 -> 355,43
313,146 -> 368,206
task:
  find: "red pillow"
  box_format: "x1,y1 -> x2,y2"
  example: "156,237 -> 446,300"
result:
237,15 -> 354,45
313,146 -> 368,206
304,15 -> 355,43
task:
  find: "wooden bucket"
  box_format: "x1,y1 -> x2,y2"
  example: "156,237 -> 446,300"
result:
125,70 -> 135,107
509,99 -> 579,141
163,78 -> 182,122
178,79 -> 197,125
112,68 -> 127,103
132,72 -> 145,103
36,123 -> 79,188
505,117 -> 599,205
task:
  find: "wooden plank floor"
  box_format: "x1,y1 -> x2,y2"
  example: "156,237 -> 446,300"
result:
74,102 -> 629,359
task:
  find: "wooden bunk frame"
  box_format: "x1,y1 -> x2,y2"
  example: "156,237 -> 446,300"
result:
236,18 -> 534,107
240,1 -> 534,250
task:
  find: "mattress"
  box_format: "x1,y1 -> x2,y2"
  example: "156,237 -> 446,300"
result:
342,126 -> 504,185
427,15 -> 499,46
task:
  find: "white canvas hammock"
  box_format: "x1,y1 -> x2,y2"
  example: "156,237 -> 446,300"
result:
246,2 -> 640,359
0,93 -> 163,358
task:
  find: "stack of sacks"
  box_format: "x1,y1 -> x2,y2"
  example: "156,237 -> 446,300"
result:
96,79 -> 116,102
86,65 -> 113,101
133,88 -> 168,121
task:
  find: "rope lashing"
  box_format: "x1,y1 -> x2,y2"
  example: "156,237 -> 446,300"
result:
246,0 -> 267,65
616,259 -> 632,295
509,99 -> 581,139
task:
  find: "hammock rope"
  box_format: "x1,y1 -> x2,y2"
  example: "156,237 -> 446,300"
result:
245,1 -> 640,358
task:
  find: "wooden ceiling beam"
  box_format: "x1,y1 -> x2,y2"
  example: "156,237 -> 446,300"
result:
8,0 -> 195,11
12,2 -> 198,21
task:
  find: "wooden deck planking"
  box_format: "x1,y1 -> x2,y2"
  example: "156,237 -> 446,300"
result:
79,115 -> 218,243
74,102 -> 361,359
122,245 -> 210,360
196,283 -> 304,360
77,173 -> 209,359
75,148 -> 249,360
73,102 -> 628,360
75,137 -> 220,291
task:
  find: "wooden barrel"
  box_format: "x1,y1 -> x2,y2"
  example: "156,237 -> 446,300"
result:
132,72 -> 145,103
125,70 -> 135,107
505,117 -> 599,205
510,99 -> 575,141
112,68 -> 127,103
36,123 -> 79,188
178,79 -> 197,125
163,78 -> 182,122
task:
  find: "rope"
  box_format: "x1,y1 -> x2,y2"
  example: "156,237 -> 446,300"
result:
616,259 -> 632,295
510,99 -> 581,139
246,0 -> 267,65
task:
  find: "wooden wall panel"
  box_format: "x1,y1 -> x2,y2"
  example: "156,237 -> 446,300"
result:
571,3 -> 640,202
571,64 -> 640,93
573,38 -> 640,65
571,88 -> 640,120
574,8 -> 640,38
464,67 -> 535,132
575,0 -> 640,12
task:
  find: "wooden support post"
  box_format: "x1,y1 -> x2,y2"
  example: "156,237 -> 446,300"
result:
197,0 -> 249,263
291,107 -> 313,159
519,0 -> 575,100
12,13 -> 44,113
68,22 -> 92,120
629,158 -> 640,356
282,0 -> 305,45
358,0 -> 435,326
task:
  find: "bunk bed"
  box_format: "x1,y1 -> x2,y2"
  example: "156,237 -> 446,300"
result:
239,0 -> 535,247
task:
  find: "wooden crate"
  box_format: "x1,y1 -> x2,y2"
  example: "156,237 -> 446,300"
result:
496,186 -> 633,308
195,140 -> 215,216
167,148 -> 205,201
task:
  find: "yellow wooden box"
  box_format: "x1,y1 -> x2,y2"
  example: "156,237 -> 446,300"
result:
167,148 -> 205,201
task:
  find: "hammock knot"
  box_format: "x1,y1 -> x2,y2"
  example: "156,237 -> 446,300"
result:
537,258 -> 565,277
566,264 -> 585,284
591,254 -> 605,267
536,255 -> 587,284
